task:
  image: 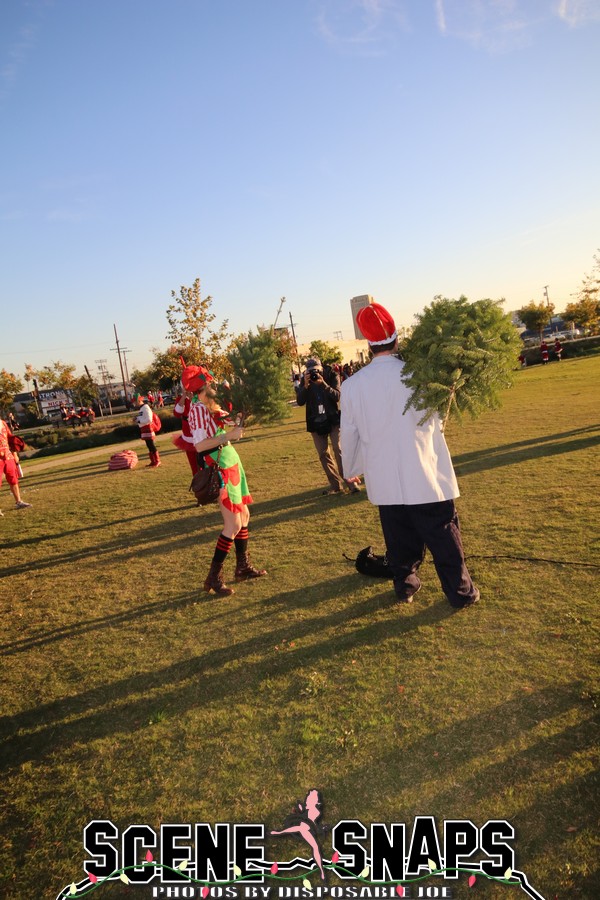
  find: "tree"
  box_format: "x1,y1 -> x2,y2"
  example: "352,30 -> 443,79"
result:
33,360 -> 77,390
566,248 -> 600,333
227,329 -> 293,424
561,297 -> 600,334
516,300 -> 554,340
402,296 -> 522,430
150,345 -> 189,389
572,248 -> 600,302
72,375 -> 99,407
24,363 -> 35,387
304,340 -> 343,367
166,277 -> 232,377
0,369 -> 24,414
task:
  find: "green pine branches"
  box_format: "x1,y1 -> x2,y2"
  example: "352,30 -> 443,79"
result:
228,329 -> 293,424
401,296 -> 521,429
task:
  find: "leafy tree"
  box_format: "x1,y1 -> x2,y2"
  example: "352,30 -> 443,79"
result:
24,363 -> 35,387
130,367 -> 152,395
33,360 -> 77,390
166,277 -> 231,377
304,340 -> 343,367
0,369 -> 24,414
572,248 -> 600,302
561,297 -> 600,334
149,345 -> 189,389
516,300 -> 554,340
227,329 -> 292,424
72,375 -> 99,407
402,296 -> 522,430
566,249 -> 600,333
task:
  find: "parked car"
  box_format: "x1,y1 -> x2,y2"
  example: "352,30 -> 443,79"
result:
551,330 -> 582,340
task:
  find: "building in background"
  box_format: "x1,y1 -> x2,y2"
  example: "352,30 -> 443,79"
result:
350,295 -> 374,339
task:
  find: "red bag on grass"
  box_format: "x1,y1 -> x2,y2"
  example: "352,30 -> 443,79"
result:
108,450 -> 139,470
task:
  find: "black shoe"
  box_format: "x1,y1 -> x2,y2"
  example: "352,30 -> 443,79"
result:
450,589 -> 480,610
395,584 -> 421,604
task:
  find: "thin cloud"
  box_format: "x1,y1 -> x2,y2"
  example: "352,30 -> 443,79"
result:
432,0 -> 548,52
435,0 -> 446,34
556,0 -> 600,26
0,1 -> 48,101
315,0 -> 410,51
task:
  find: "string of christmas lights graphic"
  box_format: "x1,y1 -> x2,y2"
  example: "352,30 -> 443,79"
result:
57,854 -> 546,900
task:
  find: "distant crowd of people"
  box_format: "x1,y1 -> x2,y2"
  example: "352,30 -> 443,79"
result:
60,405 -> 96,427
518,337 -> 563,368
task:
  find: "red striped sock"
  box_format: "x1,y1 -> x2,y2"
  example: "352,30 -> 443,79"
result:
234,526 -> 249,556
212,534 -> 233,565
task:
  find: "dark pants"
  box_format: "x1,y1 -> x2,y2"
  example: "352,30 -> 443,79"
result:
379,500 -> 478,608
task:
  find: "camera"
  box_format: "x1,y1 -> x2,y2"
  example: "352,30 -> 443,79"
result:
309,370 -> 321,382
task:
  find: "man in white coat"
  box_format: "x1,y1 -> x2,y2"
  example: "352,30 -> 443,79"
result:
340,302 -> 479,609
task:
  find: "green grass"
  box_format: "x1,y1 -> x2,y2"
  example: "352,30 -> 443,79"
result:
1,357 -> 599,899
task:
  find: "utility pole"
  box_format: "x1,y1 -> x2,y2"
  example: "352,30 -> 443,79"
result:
543,285 -> 551,307
334,330 -> 343,341
121,349 -> 131,385
273,296 -> 286,330
289,310 -> 301,373
95,359 -> 113,415
112,324 -> 130,406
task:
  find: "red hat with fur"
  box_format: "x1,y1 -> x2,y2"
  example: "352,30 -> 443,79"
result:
356,302 -> 397,346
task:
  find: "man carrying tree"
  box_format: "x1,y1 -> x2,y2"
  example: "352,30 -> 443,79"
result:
340,303 -> 479,609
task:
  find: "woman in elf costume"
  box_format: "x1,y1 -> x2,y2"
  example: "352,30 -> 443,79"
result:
183,363 -> 267,596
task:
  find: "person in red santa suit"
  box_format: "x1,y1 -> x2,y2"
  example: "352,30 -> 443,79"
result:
183,362 -> 266,596
135,398 -> 161,467
172,387 -> 200,475
0,419 -> 32,515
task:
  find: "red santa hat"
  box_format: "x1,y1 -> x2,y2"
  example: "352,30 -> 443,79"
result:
356,302 -> 397,346
180,357 -> 214,392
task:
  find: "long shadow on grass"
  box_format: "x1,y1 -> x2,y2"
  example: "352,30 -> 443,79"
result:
426,712 -> 597,815
454,429 -> 600,476
0,591 -> 204,656
312,682 -> 587,803
455,424 -> 600,464
23,461 -> 109,488
0,583 -> 455,770
0,489 -> 343,570
0,504 -> 199,553
517,766 -> 599,893
479,755 -> 599,896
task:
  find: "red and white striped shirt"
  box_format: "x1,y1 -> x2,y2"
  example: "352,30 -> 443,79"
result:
188,402 -> 217,445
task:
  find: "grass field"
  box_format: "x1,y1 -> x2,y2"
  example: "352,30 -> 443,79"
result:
1,356 -> 599,900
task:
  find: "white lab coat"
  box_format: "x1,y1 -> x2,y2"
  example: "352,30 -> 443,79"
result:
340,355 -> 460,506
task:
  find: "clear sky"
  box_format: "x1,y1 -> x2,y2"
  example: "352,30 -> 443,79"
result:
1,0 -> 599,380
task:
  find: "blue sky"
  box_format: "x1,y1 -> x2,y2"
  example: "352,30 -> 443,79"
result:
1,0 -> 599,379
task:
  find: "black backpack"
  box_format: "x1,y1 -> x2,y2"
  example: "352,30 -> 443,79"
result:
354,546 -> 393,578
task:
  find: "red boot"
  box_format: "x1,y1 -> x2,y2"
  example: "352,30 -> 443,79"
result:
234,552 -> 267,581
204,562 -> 234,596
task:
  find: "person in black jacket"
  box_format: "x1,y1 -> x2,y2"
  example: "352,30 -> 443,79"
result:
296,357 -> 360,495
